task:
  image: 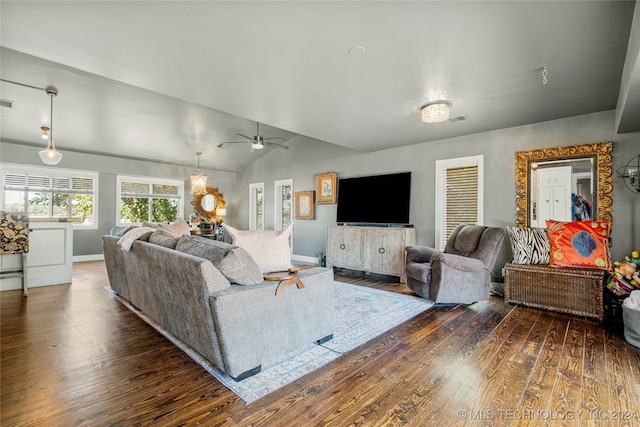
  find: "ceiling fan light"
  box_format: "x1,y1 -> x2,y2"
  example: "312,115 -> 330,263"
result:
39,140 -> 63,165
251,142 -> 264,150
421,102 -> 451,124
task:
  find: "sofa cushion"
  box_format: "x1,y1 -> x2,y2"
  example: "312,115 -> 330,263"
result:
176,236 -> 263,285
110,225 -> 136,237
149,218 -> 190,249
452,225 -> 485,253
224,223 -> 293,273
545,220 -> 611,269
506,226 -> 550,265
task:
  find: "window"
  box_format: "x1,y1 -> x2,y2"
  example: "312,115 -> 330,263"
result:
249,182 -> 264,230
274,179 -> 293,230
435,155 -> 484,251
1,164 -> 98,229
116,175 -> 184,225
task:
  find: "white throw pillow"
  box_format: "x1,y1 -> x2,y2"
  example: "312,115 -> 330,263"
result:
224,222 -> 293,274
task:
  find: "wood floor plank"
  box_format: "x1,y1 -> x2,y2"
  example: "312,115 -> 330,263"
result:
2,261 -> 639,426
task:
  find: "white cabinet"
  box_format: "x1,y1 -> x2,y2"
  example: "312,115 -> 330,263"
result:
0,221 -> 74,291
327,225 -> 416,282
534,166 -> 572,227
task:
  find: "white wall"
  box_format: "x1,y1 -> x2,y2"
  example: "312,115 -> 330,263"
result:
234,110 -> 640,273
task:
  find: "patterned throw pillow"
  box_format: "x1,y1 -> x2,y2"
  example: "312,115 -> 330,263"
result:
506,226 -> 550,264
224,223 -> 293,274
545,220 -> 611,269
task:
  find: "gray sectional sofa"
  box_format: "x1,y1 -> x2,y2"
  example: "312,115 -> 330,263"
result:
102,234 -> 335,380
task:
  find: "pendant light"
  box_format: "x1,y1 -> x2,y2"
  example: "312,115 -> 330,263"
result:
39,87 -> 63,165
190,152 -> 208,195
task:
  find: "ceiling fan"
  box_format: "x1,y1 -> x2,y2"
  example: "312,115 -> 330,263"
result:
218,122 -> 289,150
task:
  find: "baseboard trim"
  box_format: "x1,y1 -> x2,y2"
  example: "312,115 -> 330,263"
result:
73,254 -> 104,262
291,254 -> 319,265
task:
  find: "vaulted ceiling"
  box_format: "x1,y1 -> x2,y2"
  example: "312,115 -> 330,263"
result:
1,1 -> 638,172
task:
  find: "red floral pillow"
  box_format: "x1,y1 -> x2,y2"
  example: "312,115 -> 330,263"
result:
545,220 -> 611,269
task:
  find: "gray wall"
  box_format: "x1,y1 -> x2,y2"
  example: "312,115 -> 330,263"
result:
233,110 -> 640,273
0,142 -> 237,256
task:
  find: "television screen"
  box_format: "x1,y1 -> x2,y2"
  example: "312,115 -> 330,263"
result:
336,172 -> 411,225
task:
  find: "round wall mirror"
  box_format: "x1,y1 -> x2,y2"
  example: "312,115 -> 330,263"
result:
192,186 -> 226,223
201,194 -> 217,212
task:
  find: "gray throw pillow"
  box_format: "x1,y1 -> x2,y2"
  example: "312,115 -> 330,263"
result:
506,226 -> 550,265
175,235 -> 263,285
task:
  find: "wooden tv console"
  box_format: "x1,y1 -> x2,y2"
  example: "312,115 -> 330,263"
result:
326,225 -> 416,283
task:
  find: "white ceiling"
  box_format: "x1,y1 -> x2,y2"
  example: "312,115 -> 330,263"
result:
1,1 -> 638,172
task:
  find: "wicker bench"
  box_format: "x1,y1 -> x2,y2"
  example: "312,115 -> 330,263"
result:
504,263 -> 606,320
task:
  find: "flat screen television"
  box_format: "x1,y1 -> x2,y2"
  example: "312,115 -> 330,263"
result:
336,172 -> 411,225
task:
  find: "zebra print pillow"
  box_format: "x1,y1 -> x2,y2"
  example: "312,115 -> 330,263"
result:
507,226 -> 550,265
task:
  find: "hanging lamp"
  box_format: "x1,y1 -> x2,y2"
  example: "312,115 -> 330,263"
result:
190,152 -> 208,195
39,87 -> 63,165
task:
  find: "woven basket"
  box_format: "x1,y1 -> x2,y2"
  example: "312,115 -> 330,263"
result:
504,263 -> 605,320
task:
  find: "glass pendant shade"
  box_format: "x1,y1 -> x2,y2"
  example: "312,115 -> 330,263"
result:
190,171 -> 208,195
190,152 -> 207,195
39,140 -> 63,165
421,102 -> 451,123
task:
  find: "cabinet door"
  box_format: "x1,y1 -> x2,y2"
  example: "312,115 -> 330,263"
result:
363,228 -> 408,276
326,226 -> 363,268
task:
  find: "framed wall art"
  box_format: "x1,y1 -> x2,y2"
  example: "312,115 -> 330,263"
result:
315,172 -> 337,204
295,191 -> 315,220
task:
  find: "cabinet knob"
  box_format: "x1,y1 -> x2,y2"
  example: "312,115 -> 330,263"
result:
340,243 -> 345,250
379,247 -> 385,254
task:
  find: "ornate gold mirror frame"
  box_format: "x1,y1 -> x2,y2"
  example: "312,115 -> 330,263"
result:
192,186 -> 226,223
515,141 -> 613,227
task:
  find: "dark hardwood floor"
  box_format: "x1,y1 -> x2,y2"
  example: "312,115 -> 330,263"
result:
2,261 -> 639,426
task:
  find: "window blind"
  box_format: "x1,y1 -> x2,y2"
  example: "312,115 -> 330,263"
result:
438,165 -> 479,249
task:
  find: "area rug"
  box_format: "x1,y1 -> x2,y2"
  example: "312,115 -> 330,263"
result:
107,281 -> 433,404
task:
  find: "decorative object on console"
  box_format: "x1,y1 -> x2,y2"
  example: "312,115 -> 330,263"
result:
224,223 -> 293,274
294,191 -> 314,220
506,226 -> 550,265
545,220 -> 611,269
190,152 -> 207,195
421,100 -> 451,123
315,172 -> 337,204
616,154 -> 640,194
39,86 -> 63,165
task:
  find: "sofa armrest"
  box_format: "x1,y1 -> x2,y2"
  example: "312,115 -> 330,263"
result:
406,245 -> 439,264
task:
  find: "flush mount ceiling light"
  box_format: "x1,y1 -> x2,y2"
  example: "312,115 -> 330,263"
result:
40,126 -> 50,139
190,152 -> 208,195
421,101 -> 451,124
39,87 -> 63,165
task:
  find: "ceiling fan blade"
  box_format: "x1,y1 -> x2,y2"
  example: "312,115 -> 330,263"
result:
236,133 -> 254,141
263,137 -> 286,141
263,142 -> 289,149
218,141 -> 248,144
